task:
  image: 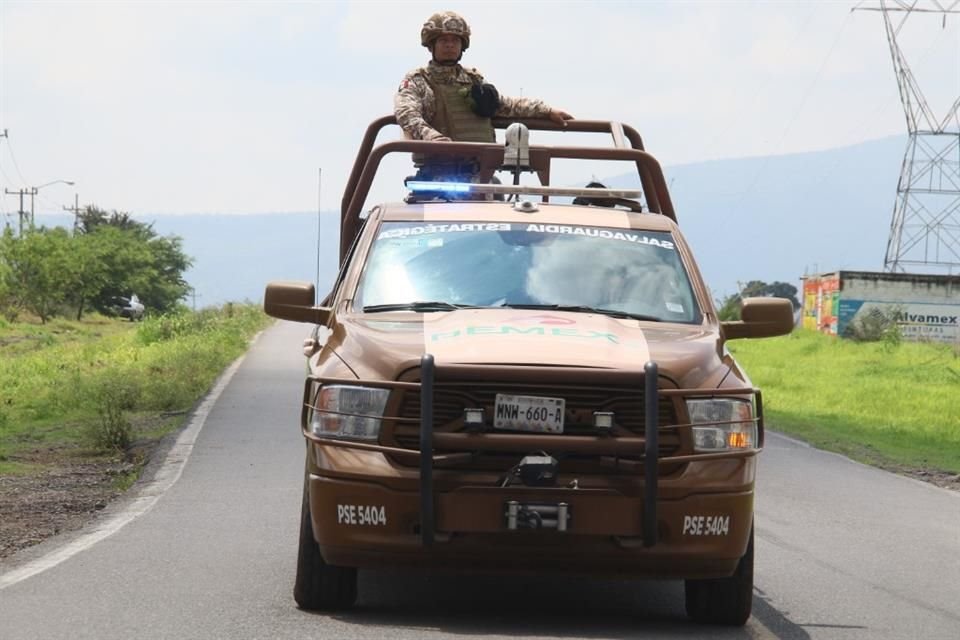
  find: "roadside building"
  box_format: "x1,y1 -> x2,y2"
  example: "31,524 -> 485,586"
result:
802,271 -> 960,343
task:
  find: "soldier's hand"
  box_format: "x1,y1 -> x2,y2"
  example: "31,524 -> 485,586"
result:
549,109 -> 574,126
424,130 -> 452,142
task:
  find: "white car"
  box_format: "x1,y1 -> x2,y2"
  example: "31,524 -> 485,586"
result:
113,294 -> 145,321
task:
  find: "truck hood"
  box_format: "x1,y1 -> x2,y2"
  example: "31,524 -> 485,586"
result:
327,309 -> 725,388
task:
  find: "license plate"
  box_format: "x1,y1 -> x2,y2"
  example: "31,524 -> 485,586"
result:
493,394 -> 565,433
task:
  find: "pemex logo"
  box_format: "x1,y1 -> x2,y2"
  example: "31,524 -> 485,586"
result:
429,314 -> 622,344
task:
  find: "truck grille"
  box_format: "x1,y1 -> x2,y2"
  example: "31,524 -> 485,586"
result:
383,381 -> 684,469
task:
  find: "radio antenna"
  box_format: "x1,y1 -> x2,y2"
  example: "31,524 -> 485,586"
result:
316,167 -> 322,297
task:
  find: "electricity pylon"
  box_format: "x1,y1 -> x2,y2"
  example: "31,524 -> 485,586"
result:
856,1 -> 960,273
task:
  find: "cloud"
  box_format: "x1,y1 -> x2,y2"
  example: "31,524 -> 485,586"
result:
1,0 -> 953,215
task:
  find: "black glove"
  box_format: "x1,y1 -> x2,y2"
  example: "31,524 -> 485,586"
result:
470,83 -> 500,118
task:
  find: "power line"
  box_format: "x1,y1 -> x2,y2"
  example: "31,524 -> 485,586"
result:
4,187 -> 31,235
699,3 -> 822,163
3,135 -> 29,185
0,128 -> 7,217
64,193 -> 82,231
33,189 -> 64,215
723,9 -> 855,210
801,19 -> 957,197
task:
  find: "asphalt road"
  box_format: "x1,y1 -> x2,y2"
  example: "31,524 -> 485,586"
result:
2,321 -> 958,639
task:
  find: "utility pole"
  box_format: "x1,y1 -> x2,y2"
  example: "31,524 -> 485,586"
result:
28,187 -> 38,227
4,188 -> 30,235
64,193 -> 82,231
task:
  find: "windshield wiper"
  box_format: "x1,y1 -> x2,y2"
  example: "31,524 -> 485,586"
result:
363,301 -> 477,313
496,303 -> 661,322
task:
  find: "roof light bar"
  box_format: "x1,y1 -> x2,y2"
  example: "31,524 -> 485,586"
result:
405,181 -> 642,199
406,181 -> 472,193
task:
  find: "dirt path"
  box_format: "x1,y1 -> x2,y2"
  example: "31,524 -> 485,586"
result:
0,461 -> 128,558
0,440 -> 149,560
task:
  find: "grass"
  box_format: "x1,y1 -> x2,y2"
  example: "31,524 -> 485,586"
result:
729,329 -> 960,474
111,453 -> 146,491
0,459 -> 44,476
0,305 -> 272,474
4,314 -> 956,483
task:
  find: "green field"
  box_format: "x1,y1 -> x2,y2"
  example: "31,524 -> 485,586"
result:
0,306 -> 272,476
729,329 -> 960,474
3,317 -> 957,481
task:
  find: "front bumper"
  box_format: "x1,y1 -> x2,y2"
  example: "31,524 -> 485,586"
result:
308,472 -> 754,579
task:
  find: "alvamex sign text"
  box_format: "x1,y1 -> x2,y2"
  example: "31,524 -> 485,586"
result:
893,311 -> 959,325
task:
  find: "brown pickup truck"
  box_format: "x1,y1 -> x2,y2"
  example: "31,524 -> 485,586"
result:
264,117 -> 793,626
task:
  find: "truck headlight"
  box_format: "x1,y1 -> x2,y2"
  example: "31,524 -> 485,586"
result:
686,398 -> 757,451
310,385 -> 389,441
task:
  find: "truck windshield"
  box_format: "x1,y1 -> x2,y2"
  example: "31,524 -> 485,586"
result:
354,221 -> 701,323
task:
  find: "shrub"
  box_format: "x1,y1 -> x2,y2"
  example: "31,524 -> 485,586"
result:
843,306 -> 903,348
136,312 -> 193,345
83,369 -> 143,452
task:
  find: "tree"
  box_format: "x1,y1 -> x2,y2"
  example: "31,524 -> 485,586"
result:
0,227 -> 73,323
0,228 -> 18,321
63,231 -> 111,321
139,235 -> 192,312
717,280 -> 800,322
76,206 -> 193,315
76,205 -> 153,239
0,206 -> 193,323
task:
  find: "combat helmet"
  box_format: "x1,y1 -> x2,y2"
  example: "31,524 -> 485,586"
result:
421,11 -> 471,50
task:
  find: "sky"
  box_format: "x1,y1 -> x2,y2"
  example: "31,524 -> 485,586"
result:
1,0 -> 958,221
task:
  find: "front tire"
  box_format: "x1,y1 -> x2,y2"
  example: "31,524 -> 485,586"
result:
684,526 -> 754,626
293,474 -> 357,611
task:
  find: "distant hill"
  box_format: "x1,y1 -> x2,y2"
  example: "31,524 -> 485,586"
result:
603,134 -> 906,300
35,134 -> 907,308
145,213 -> 341,309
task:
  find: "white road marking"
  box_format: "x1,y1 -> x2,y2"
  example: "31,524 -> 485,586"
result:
0,347 -> 253,590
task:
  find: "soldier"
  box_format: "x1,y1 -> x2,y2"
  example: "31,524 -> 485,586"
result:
395,10 -> 572,177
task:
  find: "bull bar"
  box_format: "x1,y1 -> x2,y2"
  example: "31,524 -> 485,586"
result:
301,355 -> 764,548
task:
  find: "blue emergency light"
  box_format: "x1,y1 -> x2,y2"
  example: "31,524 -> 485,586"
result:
406,181 -> 472,194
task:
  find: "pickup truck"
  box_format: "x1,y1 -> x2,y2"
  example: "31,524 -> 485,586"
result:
263,116 -> 793,626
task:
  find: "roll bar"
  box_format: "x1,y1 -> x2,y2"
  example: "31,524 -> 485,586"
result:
338,116 -> 676,260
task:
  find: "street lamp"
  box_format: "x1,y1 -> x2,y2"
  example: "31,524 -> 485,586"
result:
29,179 -> 75,225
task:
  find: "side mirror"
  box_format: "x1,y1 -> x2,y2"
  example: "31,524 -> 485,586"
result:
263,281 -> 331,325
721,297 -> 794,340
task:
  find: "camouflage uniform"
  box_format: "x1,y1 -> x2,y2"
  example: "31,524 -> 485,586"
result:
394,61 -> 555,142
396,11 -> 558,191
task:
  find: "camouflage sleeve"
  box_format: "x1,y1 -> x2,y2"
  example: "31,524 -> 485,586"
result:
393,71 -> 445,141
496,95 -> 553,119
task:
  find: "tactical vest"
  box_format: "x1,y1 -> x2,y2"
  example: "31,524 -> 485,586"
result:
414,72 -> 495,168
433,83 -> 495,143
